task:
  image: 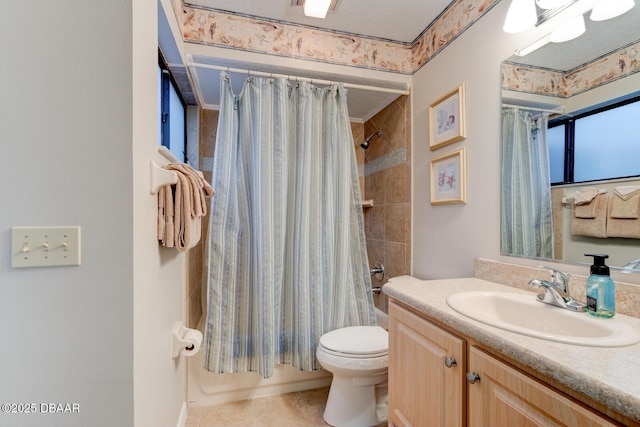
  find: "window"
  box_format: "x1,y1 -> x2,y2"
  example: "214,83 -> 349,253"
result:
549,95 -> 640,185
547,123 -> 565,184
158,53 -> 186,162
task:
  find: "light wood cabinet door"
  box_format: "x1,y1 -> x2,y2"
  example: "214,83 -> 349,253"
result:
467,346 -> 618,427
388,301 -> 465,427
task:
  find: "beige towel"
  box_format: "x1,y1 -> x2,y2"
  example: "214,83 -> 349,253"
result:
607,192 -> 640,239
157,185 -> 175,248
572,187 -> 601,219
157,163 -> 214,251
571,192 -> 608,238
573,187 -> 599,204
610,186 -> 640,219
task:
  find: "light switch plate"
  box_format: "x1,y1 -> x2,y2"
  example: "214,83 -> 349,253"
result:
11,226 -> 81,268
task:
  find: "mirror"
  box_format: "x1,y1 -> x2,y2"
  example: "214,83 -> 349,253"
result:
501,5 -> 640,269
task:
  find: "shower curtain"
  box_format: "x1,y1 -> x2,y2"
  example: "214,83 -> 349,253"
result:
204,72 -> 375,378
501,107 -> 553,259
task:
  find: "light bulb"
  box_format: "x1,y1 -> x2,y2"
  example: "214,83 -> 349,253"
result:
590,0 -> 635,21
503,0 -> 538,33
303,0 -> 332,18
549,14 -> 586,42
536,0 -> 573,9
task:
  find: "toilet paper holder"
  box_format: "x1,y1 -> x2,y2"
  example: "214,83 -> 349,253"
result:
171,321 -> 203,359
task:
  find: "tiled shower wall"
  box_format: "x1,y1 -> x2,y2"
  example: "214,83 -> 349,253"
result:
186,98 -> 411,327
362,95 -> 412,312
186,109 -> 218,329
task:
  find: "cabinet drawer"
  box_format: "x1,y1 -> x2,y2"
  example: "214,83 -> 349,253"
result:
467,346 -> 618,427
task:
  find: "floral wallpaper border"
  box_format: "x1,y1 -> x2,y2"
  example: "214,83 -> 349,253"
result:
175,0 -> 639,97
177,0 -> 500,75
502,40 -> 640,98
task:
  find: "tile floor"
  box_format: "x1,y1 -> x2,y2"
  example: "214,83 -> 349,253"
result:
185,387 -> 330,427
185,387 -> 387,427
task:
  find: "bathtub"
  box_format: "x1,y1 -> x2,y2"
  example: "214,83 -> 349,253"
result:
187,307 -> 388,406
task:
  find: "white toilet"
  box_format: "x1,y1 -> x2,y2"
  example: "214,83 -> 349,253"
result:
316,322 -> 389,427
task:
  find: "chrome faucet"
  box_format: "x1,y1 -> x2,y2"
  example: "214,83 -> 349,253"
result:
622,258 -> 640,271
528,266 -> 586,312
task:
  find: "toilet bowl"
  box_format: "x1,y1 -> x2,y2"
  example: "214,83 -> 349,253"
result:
316,324 -> 389,427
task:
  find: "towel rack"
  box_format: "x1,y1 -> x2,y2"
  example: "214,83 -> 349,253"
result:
561,196 -> 574,205
150,160 -> 178,195
150,147 -> 182,195
150,147 -> 206,195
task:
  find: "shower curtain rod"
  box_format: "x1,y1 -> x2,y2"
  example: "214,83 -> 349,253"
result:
502,103 -> 565,115
186,56 -> 410,96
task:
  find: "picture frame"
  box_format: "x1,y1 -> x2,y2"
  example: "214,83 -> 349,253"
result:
429,83 -> 466,151
430,148 -> 466,205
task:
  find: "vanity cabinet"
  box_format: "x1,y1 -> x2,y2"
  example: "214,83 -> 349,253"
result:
388,300 -> 620,427
388,301 -> 465,427
467,346 -> 616,427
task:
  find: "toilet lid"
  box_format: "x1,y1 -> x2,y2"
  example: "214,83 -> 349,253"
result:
319,326 -> 388,357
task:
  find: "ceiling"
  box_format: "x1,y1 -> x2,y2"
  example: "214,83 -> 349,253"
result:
184,0 -> 452,43
180,0 -> 453,122
171,1 -> 640,121
507,4 -> 640,71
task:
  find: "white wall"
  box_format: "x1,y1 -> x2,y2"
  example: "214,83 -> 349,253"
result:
134,1 -> 189,426
411,1 -> 530,279
410,1 -> 640,285
0,1 -> 187,426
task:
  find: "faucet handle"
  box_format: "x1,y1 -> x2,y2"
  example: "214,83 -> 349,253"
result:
538,265 -> 570,287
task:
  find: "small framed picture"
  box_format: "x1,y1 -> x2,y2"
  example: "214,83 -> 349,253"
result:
429,83 -> 466,151
430,148 -> 466,205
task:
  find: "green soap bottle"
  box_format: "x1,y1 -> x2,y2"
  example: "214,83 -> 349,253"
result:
584,253 -> 615,318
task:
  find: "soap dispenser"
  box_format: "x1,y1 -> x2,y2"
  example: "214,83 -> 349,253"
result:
584,253 -> 615,318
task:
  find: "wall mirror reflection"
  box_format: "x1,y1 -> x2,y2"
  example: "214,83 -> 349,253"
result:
500,2 -> 640,270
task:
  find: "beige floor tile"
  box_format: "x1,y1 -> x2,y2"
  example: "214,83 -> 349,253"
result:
187,387 -> 350,427
185,406 -> 201,427
199,399 -> 255,427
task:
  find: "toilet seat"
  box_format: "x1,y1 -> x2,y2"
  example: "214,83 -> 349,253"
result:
319,326 -> 388,358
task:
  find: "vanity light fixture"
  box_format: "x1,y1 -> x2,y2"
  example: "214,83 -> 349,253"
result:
536,0 -> 573,9
590,0 -> 635,21
510,0 -> 636,56
514,35 -> 551,56
303,0 -> 332,18
549,14 -> 586,42
503,0 -> 538,33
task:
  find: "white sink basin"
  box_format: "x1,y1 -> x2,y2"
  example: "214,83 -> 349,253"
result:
446,291 -> 640,347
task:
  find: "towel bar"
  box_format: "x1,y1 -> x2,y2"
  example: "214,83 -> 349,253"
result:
150,160 -> 178,195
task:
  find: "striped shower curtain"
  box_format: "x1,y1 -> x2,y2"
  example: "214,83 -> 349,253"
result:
501,108 -> 553,259
204,72 -> 375,378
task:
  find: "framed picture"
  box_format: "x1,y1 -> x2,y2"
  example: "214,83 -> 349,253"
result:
429,83 -> 466,151
430,148 -> 466,205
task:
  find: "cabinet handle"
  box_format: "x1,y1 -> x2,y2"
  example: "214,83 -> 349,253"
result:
444,357 -> 457,368
466,372 -> 481,384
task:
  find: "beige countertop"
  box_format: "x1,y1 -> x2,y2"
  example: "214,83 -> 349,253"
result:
383,276 -> 640,423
